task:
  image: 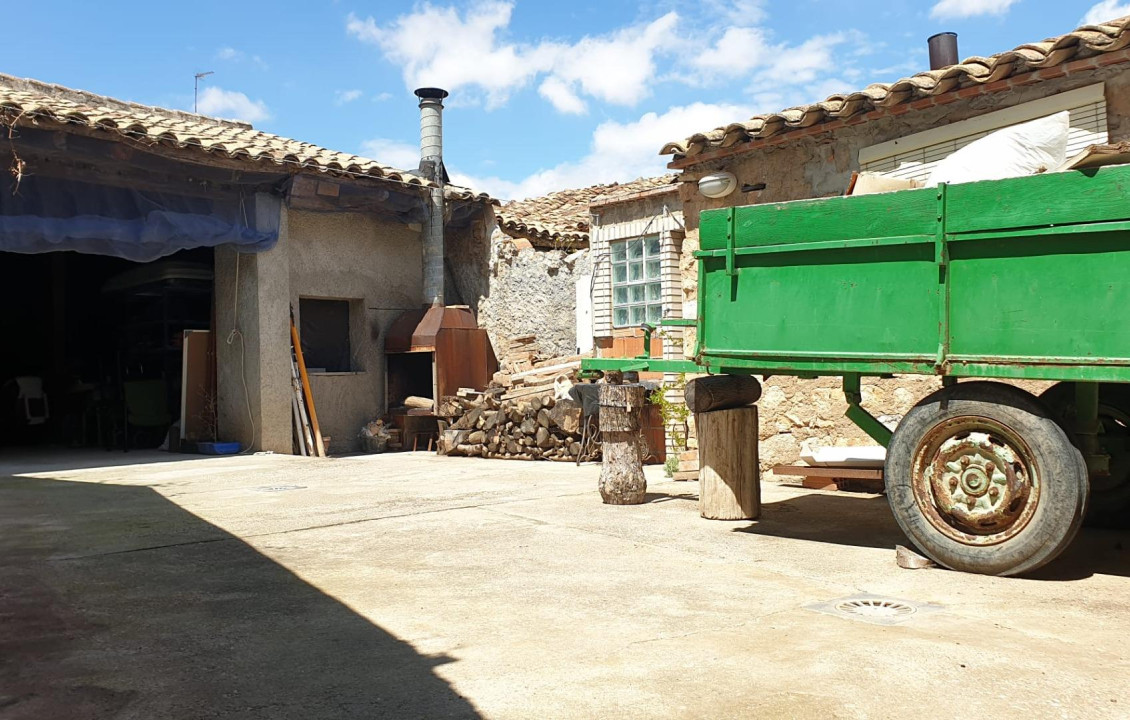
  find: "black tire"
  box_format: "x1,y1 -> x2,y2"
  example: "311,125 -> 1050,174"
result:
885,381 -> 1089,576
1039,382 -> 1130,528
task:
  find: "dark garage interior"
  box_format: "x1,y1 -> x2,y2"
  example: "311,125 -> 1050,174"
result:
0,248 -> 214,450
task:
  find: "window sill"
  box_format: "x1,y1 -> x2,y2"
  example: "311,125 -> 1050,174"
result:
307,371 -> 366,377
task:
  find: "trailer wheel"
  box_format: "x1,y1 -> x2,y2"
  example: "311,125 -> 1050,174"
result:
1039,382 -> 1130,528
885,382 -> 1088,576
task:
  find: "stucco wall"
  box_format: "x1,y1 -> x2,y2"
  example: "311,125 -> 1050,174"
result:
215,200 -> 293,454
673,64 -> 1130,474
287,210 -> 423,453
478,228 -> 592,359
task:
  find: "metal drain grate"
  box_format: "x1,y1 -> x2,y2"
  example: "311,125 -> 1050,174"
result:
256,484 -> 306,493
835,598 -> 916,618
807,594 -> 940,626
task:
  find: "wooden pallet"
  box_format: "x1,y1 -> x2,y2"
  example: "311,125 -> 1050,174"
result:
772,465 -> 884,493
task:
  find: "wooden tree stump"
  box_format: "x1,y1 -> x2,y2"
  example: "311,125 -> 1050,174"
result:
697,406 -> 760,520
598,383 -> 647,505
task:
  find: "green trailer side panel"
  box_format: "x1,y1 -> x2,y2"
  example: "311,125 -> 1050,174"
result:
580,165 -> 1130,385
948,231 -> 1130,363
945,166 -> 1130,234
700,243 -> 940,359
700,188 -> 938,251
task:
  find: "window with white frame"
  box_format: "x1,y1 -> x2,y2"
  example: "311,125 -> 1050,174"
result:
611,235 -> 663,327
860,83 -> 1108,183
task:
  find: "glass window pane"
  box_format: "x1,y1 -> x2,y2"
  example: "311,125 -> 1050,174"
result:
630,305 -> 646,324
613,264 -> 627,283
611,242 -> 627,262
628,239 -> 643,260
647,282 -> 661,301
614,307 -> 629,326
629,262 -> 642,281
647,304 -> 662,322
646,259 -> 660,279
646,236 -> 661,256
614,286 -> 628,305
630,285 -> 645,303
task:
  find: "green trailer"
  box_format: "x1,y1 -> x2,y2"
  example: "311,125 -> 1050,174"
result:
583,163 -> 1130,576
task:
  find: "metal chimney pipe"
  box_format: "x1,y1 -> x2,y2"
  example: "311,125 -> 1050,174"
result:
415,87 -> 448,307
928,32 -> 959,70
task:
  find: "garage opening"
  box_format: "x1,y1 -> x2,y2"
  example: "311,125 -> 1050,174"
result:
0,248 -> 214,450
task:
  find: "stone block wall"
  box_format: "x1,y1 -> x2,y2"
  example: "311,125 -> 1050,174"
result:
477,230 -> 592,359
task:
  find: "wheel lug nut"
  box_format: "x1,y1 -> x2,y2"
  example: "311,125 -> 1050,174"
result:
960,456 -> 971,467
985,462 -> 995,473
949,477 -> 958,491
989,487 -> 999,500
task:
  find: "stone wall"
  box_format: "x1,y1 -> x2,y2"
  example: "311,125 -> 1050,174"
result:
673,64 -> 1130,477
477,229 -> 592,359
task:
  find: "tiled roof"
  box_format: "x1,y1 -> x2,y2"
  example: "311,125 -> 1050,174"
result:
496,175 -> 678,249
663,15 -> 1130,159
0,73 -> 492,202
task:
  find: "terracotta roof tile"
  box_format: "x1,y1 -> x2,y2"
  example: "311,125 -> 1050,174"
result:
495,175 -> 677,249
663,16 -> 1130,159
0,73 -> 492,203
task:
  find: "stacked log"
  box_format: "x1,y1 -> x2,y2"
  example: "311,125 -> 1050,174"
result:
436,389 -> 592,461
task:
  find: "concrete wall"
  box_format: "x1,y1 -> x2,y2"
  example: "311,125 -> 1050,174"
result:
287,210 -> 423,453
215,199 -> 294,454
672,63 -> 1130,473
478,228 -> 592,359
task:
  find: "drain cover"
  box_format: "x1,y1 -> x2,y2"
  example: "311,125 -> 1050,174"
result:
807,594 -> 940,626
835,598 -> 916,618
256,484 -> 306,493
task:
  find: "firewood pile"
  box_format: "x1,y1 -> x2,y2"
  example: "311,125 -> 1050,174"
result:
435,335 -> 596,461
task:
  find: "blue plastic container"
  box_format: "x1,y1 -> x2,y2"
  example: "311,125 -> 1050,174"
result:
197,441 -> 242,455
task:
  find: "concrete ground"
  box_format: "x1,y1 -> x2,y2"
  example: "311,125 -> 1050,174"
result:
1,450 -> 1127,719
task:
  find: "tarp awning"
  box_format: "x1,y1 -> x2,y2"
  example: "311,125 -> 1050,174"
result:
0,174 -> 279,262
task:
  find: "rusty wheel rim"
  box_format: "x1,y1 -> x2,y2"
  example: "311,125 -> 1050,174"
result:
911,416 -> 1041,546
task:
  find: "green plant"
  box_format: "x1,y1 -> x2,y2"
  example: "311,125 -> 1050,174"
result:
650,373 -> 690,456
663,455 -> 679,478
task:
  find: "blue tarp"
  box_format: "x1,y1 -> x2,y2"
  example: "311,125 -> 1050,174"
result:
0,174 -> 280,262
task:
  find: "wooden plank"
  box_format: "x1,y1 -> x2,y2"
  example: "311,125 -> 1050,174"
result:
180,330 -> 214,442
291,310 -> 326,457
945,164 -> 1130,234
700,187 -> 938,251
772,465 -> 883,480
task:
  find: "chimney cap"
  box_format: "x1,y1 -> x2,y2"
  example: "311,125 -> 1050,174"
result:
414,87 -> 449,100
928,31 -> 957,41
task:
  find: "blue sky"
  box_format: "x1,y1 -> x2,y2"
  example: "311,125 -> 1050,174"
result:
0,1 -> 1122,199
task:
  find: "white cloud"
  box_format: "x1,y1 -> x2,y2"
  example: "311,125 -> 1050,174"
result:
335,89 -> 363,105
346,2 -> 680,112
346,3 -> 554,109
457,102 -> 749,200
691,27 -> 771,77
374,92 -> 394,102
1082,1 -> 1130,24
929,0 -> 1019,20
538,77 -> 587,115
359,138 -> 420,171
550,13 -> 679,107
195,87 -> 270,123
215,47 -> 268,70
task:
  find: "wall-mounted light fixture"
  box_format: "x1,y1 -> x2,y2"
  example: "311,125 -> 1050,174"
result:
697,171 -> 738,199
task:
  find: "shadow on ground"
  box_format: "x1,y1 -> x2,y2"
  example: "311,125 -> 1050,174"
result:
0,475 -> 480,720
733,492 -> 902,550
734,490 -> 1129,580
